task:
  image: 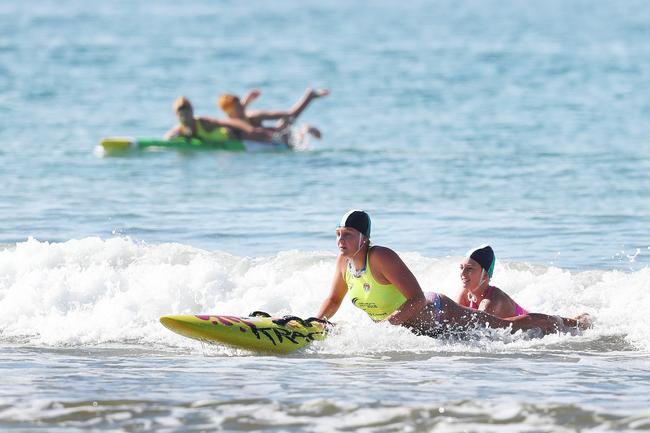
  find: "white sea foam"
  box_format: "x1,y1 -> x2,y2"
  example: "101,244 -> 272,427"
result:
0,237 -> 647,351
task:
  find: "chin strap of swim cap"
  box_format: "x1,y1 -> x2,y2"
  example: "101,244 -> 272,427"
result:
355,234 -> 364,256
339,210 -> 371,275
347,234 -> 367,277
476,269 -> 486,290
346,232 -> 365,260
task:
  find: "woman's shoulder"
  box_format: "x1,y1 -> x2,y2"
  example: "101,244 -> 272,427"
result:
489,285 -> 512,300
369,245 -> 395,255
488,286 -> 520,311
368,245 -> 399,262
369,246 -> 409,274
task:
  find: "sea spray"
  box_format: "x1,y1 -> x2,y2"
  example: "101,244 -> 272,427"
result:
1,237 -> 647,351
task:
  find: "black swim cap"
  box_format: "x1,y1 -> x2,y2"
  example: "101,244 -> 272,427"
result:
466,245 -> 495,278
338,210 -> 371,237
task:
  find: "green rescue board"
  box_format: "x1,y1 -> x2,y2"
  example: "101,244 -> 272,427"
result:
160,313 -> 330,354
101,136 -> 246,152
100,136 -> 289,153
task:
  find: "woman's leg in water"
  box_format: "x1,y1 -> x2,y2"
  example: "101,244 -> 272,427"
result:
274,88 -> 330,130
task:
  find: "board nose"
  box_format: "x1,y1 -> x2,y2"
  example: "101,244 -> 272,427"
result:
159,316 -> 181,330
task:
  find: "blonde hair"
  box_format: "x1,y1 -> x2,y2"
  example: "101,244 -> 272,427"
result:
173,96 -> 192,112
218,93 -> 239,116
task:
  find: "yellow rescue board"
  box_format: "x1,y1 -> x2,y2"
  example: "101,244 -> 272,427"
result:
160,314 -> 329,354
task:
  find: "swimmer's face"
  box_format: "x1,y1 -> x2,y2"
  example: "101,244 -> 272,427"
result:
176,106 -> 193,126
460,258 -> 486,291
336,227 -> 366,256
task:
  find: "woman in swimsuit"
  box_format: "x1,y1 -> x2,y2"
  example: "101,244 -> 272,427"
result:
457,245 -> 529,317
457,245 -> 591,328
315,210 -> 591,338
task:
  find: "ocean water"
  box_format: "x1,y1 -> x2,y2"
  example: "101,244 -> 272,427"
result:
1,0 -> 650,431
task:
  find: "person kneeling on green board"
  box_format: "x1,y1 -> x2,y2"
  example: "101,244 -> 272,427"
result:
315,210 -> 592,338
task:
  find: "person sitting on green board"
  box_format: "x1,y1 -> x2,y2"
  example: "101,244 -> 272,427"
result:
315,210 -> 592,339
217,87 -> 329,142
164,96 -> 275,143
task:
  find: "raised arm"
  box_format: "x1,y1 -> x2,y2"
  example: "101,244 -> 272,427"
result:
241,89 -> 261,109
316,255 -> 349,320
371,247 -> 427,326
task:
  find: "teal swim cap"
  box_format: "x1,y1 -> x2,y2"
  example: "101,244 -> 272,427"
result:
467,245 -> 495,278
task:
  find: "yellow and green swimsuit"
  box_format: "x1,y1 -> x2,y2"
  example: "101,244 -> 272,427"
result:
345,249 -> 407,322
194,118 -> 231,141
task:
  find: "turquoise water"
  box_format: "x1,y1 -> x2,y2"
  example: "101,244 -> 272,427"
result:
2,0 -> 649,269
1,0 -> 650,431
